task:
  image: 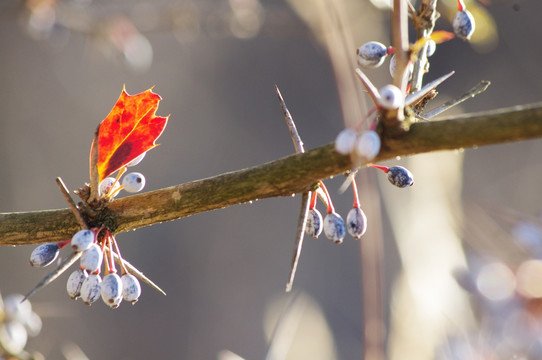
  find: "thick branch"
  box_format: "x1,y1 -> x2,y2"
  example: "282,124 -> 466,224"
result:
2,102 -> 542,245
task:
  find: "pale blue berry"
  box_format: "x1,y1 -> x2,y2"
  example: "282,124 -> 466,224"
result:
71,229 -> 94,252
80,274 -> 102,305
346,207 -> 367,239
66,268 -> 88,300
387,166 -> 414,188
122,172 -> 146,193
122,273 -> 142,304
29,243 -> 59,267
305,208 -> 323,238
323,212 -> 346,244
101,273 -> 123,308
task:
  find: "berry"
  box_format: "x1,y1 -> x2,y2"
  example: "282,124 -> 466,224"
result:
126,152 -> 146,167
29,243 -> 59,267
71,229 -> 95,252
378,84 -> 403,109
387,166 -> 414,188
305,208 -> 323,238
389,54 -> 413,79
122,172 -> 146,193
0,320 -> 28,355
99,177 -> 120,197
101,273 -> 123,308
122,273 -> 142,304
355,130 -> 381,160
3,294 -> 32,323
426,39 -> 437,57
335,128 -> 358,155
79,243 -> 103,273
66,268 -> 88,300
80,274 -> 102,305
357,41 -> 390,68
23,311 -> 42,337
453,10 -> 475,41
346,207 -> 367,239
323,212 -> 346,244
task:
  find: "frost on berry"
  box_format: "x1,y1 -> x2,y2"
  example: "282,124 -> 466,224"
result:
122,172 -> 146,193
71,229 -> 95,252
357,41 -> 389,68
29,243 -> 59,267
80,274 -> 102,305
335,128 -> 358,155
305,208 -> 323,239
99,177 -> 120,197
101,273 -> 123,308
355,130 -> 381,160
126,152 -> 146,167
80,243 -> 103,272
346,207 -> 368,239
387,166 -> 414,188
453,10 -> 475,41
66,268 -> 88,300
122,273 -> 142,304
378,84 -> 403,109
323,212 -> 346,244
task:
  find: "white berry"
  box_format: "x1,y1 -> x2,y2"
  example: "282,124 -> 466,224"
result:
126,152 -> 146,167
66,268 -> 88,300
378,84 -> 403,109
426,39 -> 437,57
122,172 -> 146,193
346,207 -> 368,239
71,229 -> 95,252
122,273 -> 142,304
357,41 -> 389,68
80,243 -> 103,273
355,130 -> 381,160
305,208 -> 323,238
3,294 -> 32,323
389,54 -> 413,79
323,212 -> 346,244
101,273 -> 123,308
335,128 -> 358,155
0,321 -> 28,355
80,274 -> 102,305
29,243 -> 59,267
99,177 -> 120,197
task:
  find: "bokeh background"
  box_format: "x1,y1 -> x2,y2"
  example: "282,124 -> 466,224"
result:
1,0 -> 542,359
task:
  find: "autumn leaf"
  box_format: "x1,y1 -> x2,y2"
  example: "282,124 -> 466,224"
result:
91,86 -> 169,182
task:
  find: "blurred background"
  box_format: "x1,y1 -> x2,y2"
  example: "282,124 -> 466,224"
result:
1,0 -> 542,359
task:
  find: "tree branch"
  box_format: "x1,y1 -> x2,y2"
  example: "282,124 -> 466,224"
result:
2,101 -> 542,246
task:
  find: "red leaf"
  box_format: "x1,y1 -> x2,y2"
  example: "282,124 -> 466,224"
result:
93,86 -> 168,181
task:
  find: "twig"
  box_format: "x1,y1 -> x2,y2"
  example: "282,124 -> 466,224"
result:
275,85 -> 310,293
88,127 -> 100,203
2,102 -> 542,245
22,251 -> 82,302
424,80 -> 491,119
56,177 -> 88,229
111,250 -> 166,296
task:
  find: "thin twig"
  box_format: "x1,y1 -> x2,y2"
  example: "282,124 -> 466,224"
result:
275,85 -> 305,153
22,251 -> 82,302
112,251 -> 166,296
276,85 -> 310,293
56,177 -> 88,229
424,80 -> 491,119
88,127 -> 100,203
285,191 -> 310,292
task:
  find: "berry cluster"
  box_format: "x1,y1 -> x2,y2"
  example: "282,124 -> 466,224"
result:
27,155 -> 160,308
0,293 -> 42,358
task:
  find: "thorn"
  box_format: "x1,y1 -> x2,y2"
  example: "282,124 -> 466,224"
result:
22,251 -> 82,303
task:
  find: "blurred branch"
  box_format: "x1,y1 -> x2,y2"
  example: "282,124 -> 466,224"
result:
2,101 -> 542,245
